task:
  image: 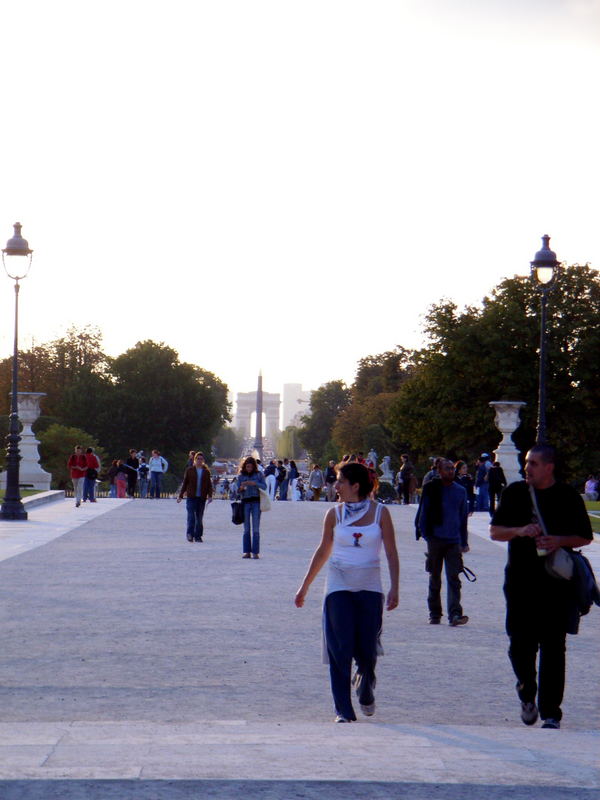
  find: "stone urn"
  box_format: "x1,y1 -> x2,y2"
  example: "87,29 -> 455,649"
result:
0,392 -> 52,491
379,455 -> 394,484
489,401 -> 525,486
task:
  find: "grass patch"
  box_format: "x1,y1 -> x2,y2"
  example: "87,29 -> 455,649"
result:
0,489 -> 42,501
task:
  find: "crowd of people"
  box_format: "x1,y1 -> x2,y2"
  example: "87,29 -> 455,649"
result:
65,441 -> 596,730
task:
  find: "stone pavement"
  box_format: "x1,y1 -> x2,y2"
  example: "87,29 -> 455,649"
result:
0,497 -> 598,798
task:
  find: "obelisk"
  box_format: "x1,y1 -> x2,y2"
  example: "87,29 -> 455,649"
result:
253,370 -> 264,461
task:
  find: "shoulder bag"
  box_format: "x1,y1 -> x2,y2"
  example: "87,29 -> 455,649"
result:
528,484 -> 574,580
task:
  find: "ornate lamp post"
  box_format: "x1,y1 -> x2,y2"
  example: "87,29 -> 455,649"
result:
1,223 -> 33,520
530,234 -> 560,445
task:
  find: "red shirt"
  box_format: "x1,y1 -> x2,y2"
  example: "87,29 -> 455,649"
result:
68,454 -> 88,479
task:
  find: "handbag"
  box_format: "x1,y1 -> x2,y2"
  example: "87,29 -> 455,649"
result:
528,484 -> 573,580
545,547 -> 574,581
231,501 -> 244,525
259,488 -> 271,512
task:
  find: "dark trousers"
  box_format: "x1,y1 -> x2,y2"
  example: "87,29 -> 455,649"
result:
401,481 -> 411,504
186,498 -> 206,540
426,537 -> 463,621
127,475 -> 137,497
489,488 -> 503,516
509,631 -> 566,721
324,590 -> 383,721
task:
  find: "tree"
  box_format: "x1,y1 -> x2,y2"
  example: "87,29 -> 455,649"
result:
387,265 -> 600,477
353,347 -> 413,397
38,424 -> 106,489
213,426 -> 245,459
105,341 -> 230,460
332,392 -> 404,465
297,381 -> 351,463
276,426 -> 304,460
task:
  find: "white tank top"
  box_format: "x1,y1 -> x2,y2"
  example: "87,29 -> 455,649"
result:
325,502 -> 384,596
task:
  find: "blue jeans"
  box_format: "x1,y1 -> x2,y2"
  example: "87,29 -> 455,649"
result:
139,477 -> 149,498
279,479 -> 289,500
186,497 -> 206,540
150,472 -> 162,498
109,484 -> 117,498
83,477 -> 96,502
242,500 -> 261,554
476,483 -> 489,511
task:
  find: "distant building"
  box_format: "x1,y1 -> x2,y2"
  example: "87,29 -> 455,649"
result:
282,383 -> 311,429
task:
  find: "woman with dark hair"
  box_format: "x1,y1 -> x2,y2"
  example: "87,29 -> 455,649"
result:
295,462 -> 400,723
288,459 -> 300,501
234,456 -> 267,559
454,460 -> 475,515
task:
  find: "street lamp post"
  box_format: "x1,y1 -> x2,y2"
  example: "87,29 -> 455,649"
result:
1,222 -> 33,520
530,234 -> 560,446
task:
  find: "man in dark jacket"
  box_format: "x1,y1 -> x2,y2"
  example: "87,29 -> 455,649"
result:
418,458 -> 469,627
177,452 -> 213,542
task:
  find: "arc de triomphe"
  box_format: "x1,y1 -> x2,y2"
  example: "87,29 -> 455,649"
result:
235,391 -> 280,439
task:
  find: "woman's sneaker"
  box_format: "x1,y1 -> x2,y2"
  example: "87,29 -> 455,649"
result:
360,702 -> 375,717
541,718 -> 560,729
521,701 -> 539,726
335,715 -> 353,723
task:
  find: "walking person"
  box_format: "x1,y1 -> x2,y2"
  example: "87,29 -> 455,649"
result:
264,460 -> 277,501
475,453 -> 492,511
234,456 -> 267,559
488,460 -> 507,516
454,460 -> 475,514
417,458 -> 469,626
83,447 -> 101,503
308,463 -> 325,501
279,458 -> 290,500
138,458 -> 150,498
67,445 -> 88,507
148,449 -> 169,498
125,449 -> 140,497
490,445 -> 593,729
295,461 -> 399,722
107,460 -> 119,498
324,460 -> 337,502
114,460 -> 129,498
288,459 -> 300,501
177,451 -> 213,542
399,454 -> 415,505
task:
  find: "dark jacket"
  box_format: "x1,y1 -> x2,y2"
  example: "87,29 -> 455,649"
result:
179,466 -> 213,500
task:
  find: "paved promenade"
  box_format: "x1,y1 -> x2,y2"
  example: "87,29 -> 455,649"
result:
0,497 -> 598,798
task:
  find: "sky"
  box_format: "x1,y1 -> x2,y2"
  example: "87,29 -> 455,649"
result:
0,0 -> 598,406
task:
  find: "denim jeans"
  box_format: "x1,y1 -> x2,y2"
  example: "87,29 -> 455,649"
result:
279,479 -> 289,500
242,500 -> 261,554
150,472 -> 162,498
426,537 -> 464,621
83,477 -> 96,502
476,483 -> 489,511
109,484 -> 117,498
186,497 -> 206,540
139,477 -> 149,498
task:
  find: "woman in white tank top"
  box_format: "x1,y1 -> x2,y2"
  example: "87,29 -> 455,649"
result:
295,462 -> 400,722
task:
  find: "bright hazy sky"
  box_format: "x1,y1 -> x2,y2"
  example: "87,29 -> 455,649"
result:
0,0 -> 598,403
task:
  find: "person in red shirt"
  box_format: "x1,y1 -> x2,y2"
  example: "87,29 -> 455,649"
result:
83,447 -> 101,503
67,445 -> 88,507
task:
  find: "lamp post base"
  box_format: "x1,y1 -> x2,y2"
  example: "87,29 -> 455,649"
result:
0,501 -> 28,520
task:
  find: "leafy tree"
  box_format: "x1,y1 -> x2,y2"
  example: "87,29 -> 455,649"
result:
332,392 -> 405,466
387,264 -> 600,477
213,426 -> 245,459
104,340 -> 230,460
37,424 -> 107,489
353,347 -> 413,397
297,380 -> 351,463
276,426 -> 304,460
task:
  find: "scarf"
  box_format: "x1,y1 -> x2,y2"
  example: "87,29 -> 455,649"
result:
342,499 -> 371,525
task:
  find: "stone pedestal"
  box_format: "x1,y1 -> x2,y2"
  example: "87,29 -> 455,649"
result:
489,401 -> 525,486
0,392 -> 52,491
